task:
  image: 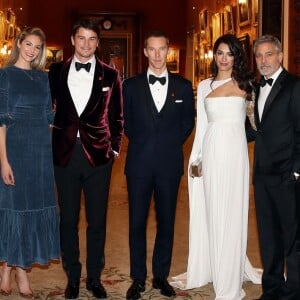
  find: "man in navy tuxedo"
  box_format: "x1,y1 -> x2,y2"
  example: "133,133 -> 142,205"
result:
48,18 -> 123,299
123,30 -> 195,299
247,35 -> 300,300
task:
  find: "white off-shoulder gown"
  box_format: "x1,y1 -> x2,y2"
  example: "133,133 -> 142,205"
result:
171,78 -> 261,300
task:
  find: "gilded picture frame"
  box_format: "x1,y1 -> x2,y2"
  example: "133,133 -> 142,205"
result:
212,12 -> 222,45
238,33 -> 251,63
199,9 -> 208,33
238,0 -> 250,27
252,0 -> 259,26
223,5 -> 235,34
167,48 -> 179,73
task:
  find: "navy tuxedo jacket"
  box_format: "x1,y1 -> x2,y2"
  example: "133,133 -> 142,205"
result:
247,69 -> 300,179
123,71 -> 195,178
49,57 -> 123,167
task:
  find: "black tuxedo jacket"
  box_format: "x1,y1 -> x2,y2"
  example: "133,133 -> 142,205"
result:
123,71 -> 195,178
247,69 -> 300,180
48,57 -> 123,167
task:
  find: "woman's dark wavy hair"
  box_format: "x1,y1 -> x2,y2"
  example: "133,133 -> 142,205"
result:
210,34 -> 254,95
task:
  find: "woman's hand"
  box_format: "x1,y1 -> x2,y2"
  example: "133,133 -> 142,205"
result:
1,161 -> 15,185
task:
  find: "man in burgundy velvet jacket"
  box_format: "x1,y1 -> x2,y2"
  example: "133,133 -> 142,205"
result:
48,18 -> 123,299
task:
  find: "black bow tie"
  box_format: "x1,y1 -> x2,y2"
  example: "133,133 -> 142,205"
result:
260,77 -> 273,87
75,62 -> 91,72
149,74 -> 166,85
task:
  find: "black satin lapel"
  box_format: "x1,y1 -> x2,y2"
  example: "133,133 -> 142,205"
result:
262,84 -> 281,116
262,71 -> 287,119
254,85 -> 261,127
61,60 -> 71,97
165,75 -> 175,109
138,74 -> 154,123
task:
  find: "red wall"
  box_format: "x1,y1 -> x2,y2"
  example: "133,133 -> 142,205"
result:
23,0 -> 188,74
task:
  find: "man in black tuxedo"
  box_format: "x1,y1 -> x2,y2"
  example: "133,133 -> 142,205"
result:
48,18 -> 123,299
122,30 -> 194,299
247,35 -> 300,300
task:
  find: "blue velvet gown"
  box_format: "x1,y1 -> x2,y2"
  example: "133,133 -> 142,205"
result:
0,65 -> 60,268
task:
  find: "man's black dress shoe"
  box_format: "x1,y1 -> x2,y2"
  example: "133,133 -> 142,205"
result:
126,280 -> 145,300
152,278 -> 176,297
86,278 -> 107,299
64,280 -> 80,299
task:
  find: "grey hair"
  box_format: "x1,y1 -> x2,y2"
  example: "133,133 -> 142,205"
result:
253,35 -> 282,54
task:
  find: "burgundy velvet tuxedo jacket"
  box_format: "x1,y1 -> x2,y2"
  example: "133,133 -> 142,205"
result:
48,57 -> 123,167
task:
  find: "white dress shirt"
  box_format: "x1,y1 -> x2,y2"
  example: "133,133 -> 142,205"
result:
68,56 -> 96,116
68,56 -> 96,137
148,68 -> 168,112
258,66 -> 282,121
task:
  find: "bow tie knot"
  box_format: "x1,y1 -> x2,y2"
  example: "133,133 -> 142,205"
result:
149,74 -> 166,85
260,77 -> 273,87
75,62 -> 91,72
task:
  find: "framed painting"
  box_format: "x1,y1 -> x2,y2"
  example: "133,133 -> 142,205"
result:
199,9 -> 208,33
252,0 -> 259,26
97,33 -> 132,80
0,11 -> 5,41
238,0 -> 250,27
167,48 -> 179,73
205,26 -> 212,47
238,33 -> 251,63
223,5 -> 235,34
212,12 -> 222,45
45,47 -> 63,71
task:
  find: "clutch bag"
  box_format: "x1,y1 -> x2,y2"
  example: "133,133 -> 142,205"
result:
190,159 -> 202,177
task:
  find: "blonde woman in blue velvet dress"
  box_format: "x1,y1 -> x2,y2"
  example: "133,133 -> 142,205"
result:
0,27 -> 60,298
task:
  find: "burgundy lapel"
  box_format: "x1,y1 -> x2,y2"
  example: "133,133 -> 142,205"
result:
60,58 -> 78,116
81,59 -> 104,117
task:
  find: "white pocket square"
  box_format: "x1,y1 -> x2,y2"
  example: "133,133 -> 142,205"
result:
102,86 -> 110,91
175,99 -> 183,103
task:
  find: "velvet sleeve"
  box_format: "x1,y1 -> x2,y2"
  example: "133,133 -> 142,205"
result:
44,73 -> 55,125
108,70 -> 124,154
0,69 -> 11,127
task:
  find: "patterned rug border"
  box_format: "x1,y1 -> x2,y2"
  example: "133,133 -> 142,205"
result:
27,267 -> 213,299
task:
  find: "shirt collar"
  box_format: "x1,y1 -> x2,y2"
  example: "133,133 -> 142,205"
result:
147,68 -> 168,79
265,66 -> 283,83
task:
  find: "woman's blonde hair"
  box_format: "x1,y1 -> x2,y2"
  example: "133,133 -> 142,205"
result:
5,27 -> 47,71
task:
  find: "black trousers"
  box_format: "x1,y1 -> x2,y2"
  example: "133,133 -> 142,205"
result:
54,143 -> 113,280
126,174 -> 181,282
254,173 -> 299,297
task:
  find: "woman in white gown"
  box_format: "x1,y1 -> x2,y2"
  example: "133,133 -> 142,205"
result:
171,34 -> 261,299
